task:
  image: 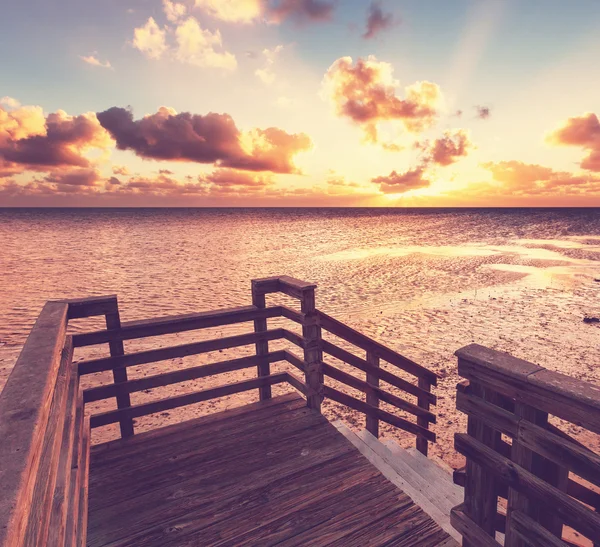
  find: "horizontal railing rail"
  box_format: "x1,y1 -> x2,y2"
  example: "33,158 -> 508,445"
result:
452,343 -> 600,547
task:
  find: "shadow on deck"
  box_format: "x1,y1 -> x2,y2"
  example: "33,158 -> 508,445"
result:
87,393 -> 455,547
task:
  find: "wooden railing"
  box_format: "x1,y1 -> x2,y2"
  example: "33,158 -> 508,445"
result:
451,343 -> 600,547
70,275 -> 436,453
0,302 -> 89,547
0,275 -> 438,546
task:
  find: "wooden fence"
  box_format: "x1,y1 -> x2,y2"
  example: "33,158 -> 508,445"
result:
73,275 -> 437,454
451,343 -> 600,547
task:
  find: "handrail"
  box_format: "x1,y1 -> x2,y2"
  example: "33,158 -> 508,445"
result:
453,343 -> 600,547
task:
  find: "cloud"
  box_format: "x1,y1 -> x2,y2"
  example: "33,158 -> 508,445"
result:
255,45 -> 283,85
174,17 -> 237,70
163,0 -> 187,22
475,105 -> 491,119
371,167 -> 430,194
112,164 -> 130,175
363,1 -> 397,39
133,17 -> 168,60
44,168 -> 101,187
267,0 -> 336,24
194,0 -> 263,23
482,160 -> 600,195
96,106 -> 311,173
0,105 -> 113,172
194,0 -> 334,24
0,97 -> 20,109
547,112 -> 600,172
322,56 -> 442,144
133,15 -> 236,70
79,55 -> 112,69
426,129 -> 472,166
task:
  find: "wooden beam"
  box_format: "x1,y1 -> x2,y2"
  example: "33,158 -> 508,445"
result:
79,329 -> 285,375
62,295 -> 118,320
416,377 -> 432,456
301,287 -> 323,411
455,433 -> 600,541
252,283 -> 271,401
90,373 -> 290,428
365,351 -> 380,438
285,372 -> 309,397
321,340 -> 436,404
282,350 -> 306,372
510,510 -> 570,547
321,363 -> 436,422
318,311 -> 438,385
0,301 -> 68,546
72,305 -> 283,347
450,504 -> 502,547
83,352 -> 286,403
322,385 -> 435,442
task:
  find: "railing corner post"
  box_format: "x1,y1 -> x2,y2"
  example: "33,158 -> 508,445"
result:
365,350 -> 380,438
251,282 -> 271,401
416,377 -> 432,456
300,287 -> 323,412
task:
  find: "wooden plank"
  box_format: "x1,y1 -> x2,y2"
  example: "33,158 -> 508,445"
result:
90,394 -> 304,464
63,295 -> 118,319
416,376 -> 432,456
90,373 -> 290,428
252,286 -> 271,400
72,305 -> 283,347
365,350 -> 380,438
280,305 -> 306,325
450,504 -> 502,547
457,348 -> 600,435
282,349 -> 306,372
282,328 -> 304,348
301,287 -> 323,411
83,351 -> 286,403
318,310 -> 438,385
321,362 -> 436,422
510,510 -> 570,547
457,387 -> 519,437
455,433 -> 600,541
22,337 -> 73,547
323,386 -> 435,442
518,419 -> 600,488
462,382 -> 501,546
0,301 -> 68,547
76,418 -> 91,547
47,357 -> 79,547
64,390 -> 84,547
322,340 -> 436,404
285,372 -> 309,397
79,329 -> 285,374
105,307 -> 134,438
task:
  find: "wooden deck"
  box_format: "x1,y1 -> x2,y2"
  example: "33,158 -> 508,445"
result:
86,393 -> 455,547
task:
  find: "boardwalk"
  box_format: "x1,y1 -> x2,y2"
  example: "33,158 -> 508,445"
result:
87,393 -> 455,546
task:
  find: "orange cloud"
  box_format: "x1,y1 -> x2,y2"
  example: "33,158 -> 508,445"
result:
0,105 -> 112,173
371,167 -> 430,194
426,129 -> 472,166
363,1 -> 398,39
322,56 -> 442,144
96,106 -> 312,173
79,55 -> 112,69
482,160 -> 600,195
547,112 -> 600,172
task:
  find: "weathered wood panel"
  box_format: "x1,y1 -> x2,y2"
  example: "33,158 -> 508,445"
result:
252,285 -> 271,401
84,351 -> 286,403
301,287 -> 323,411
416,377 -> 432,456
90,373 -> 290,428
77,418 -> 91,547
365,350 -> 380,438
510,510 -> 569,547
0,301 -> 68,546
318,310 -> 438,385
323,385 -> 435,442
455,433 -> 600,541
450,504 -> 502,547
322,362 -> 436,422
64,295 -> 118,320
72,305 -> 283,347
322,339 -> 436,403
79,329 -> 285,374
65,391 -> 85,546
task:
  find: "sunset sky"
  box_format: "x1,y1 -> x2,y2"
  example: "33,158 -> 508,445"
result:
2,0 -> 600,206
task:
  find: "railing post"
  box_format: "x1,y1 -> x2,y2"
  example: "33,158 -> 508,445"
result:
366,351 -> 379,437
415,377 -> 431,456
105,302 -> 134,438
462,381 -> 500,547
300,286 -> 323,411
251,282 -> 271,401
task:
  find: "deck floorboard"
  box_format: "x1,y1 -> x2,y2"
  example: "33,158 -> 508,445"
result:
87,393 -> 455,547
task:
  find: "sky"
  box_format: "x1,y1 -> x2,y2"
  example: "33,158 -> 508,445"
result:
1,0 -> 600,207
